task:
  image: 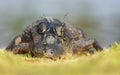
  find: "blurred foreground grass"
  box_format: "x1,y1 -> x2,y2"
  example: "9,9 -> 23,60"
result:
0,43 -> 120,75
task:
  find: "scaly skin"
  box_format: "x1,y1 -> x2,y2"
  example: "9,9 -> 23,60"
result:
6,17 -> 103,58
6,17 -> 65,58
62,23 -> 103,55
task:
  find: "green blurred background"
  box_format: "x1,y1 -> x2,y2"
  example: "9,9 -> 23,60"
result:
0,0 -> 120,48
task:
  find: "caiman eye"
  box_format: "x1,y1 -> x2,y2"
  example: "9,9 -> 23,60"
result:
56,26 -> 64,37
42,23 -> 47,33
37,23 -> 47,34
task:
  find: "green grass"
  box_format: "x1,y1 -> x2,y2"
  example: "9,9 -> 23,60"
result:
0,43 -> 120,75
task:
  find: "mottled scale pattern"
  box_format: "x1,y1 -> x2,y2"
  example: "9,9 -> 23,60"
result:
6,17 -> 103,59
12,43 -> 29,54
